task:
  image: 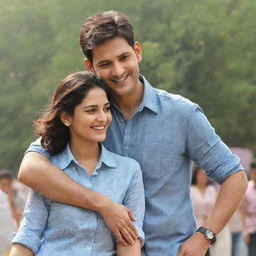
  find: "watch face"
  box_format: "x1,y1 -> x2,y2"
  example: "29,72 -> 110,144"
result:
206,230 -> 214,239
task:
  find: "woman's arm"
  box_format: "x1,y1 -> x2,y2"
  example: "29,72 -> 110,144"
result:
18,151 -> 137,246
11,190 -> 49,254
117,239 -> 141,256
9,244 -> 33,256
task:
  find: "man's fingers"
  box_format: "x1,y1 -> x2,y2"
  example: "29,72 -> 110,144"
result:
127,208 -> 136,221
120,228 -> 135,246
116,230 -> 129,246
126,225 -> 138,241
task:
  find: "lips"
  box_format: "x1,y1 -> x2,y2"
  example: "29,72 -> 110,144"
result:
92,126 -> 105,130
111,74 -> 129,84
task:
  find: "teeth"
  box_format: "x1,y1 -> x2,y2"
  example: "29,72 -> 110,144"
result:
113,75 -> 128,82
93,126 -> 104,130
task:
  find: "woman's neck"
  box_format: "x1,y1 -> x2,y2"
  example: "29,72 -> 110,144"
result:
69,139 -> 100,174
197,183 -> 207,194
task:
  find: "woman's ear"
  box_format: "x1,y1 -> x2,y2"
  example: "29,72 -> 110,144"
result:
60,112 -> 71,127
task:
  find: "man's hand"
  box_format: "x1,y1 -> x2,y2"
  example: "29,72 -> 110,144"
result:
98,197 -> 138,246
177,232 -> 210,256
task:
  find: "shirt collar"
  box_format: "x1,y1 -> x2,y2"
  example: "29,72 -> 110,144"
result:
139,75 -> 160,114
56,144 -> 117,170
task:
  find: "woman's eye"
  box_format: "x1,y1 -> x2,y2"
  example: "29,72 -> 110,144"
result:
104,106 -> 111,112
86,108 -> 97,113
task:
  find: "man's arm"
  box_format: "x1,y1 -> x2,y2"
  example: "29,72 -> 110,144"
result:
18,152 -> 137,246
178,170 -> 248,256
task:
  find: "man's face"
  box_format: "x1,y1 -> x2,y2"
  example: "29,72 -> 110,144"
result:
85,37 -> 142,99
0,177 -> 12,193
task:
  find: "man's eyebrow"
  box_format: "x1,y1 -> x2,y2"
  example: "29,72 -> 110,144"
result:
96,52 -> 131,65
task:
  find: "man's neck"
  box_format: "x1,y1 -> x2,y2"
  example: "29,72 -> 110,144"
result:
113,80 -> 144,121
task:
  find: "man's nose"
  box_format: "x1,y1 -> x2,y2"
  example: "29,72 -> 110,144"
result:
111,63 -> 124,77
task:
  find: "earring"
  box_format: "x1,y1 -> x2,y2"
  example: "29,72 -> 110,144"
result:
65,123 -> 70,127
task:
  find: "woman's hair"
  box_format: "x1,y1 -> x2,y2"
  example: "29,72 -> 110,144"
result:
34,71 -> 109,155
191,166 -> 212,186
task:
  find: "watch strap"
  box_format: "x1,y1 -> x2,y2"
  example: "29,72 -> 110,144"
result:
196,227 -> 216,244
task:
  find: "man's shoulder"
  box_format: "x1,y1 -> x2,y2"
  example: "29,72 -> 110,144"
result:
153,87 -> 198,114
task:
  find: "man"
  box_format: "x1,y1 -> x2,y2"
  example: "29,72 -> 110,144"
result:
241,163 -> 256,256
16,11 -> 247,255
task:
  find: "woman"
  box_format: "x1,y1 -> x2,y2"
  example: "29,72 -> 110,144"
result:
10,71 -> 145,256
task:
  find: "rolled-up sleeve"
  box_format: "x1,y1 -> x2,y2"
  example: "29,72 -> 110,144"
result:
25,138 -> 50,158
186,106 -> 243,184
12,190 -> 49,254
123,162 -> 145,246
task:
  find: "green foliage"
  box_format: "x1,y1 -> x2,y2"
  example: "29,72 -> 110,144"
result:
1,0 -> 256,173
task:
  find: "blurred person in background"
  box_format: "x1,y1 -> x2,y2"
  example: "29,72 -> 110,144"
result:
0,170 -> 18,255
241,162 -> 256,256
0,170 -> 21,225
191,166 -> 232,256
228,204 -> 247,256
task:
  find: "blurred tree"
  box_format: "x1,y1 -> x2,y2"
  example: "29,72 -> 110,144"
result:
0,0 -> 255,173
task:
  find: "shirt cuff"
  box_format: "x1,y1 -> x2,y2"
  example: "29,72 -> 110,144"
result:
25,138 -> 50,158
12,231 -> 42,254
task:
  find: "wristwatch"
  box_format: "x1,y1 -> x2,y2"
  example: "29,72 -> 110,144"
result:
196,227 -> 216,244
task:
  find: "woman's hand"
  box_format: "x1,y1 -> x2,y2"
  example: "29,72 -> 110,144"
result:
117,239 -> 141,256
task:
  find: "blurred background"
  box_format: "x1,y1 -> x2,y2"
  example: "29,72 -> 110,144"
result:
1,0 -> 256,174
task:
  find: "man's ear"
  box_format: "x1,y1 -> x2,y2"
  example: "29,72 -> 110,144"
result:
84,58 -> 95,73
134,41 -> 142,63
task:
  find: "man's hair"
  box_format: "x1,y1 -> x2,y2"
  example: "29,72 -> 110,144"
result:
80,10 -> 135,64
0,169 -> 13,181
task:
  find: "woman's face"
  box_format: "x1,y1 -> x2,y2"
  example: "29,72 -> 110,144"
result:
196,168 -> 209,186
65,86 -> 112,145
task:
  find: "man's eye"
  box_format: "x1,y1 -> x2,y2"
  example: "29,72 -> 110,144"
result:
121,55 -> 129,61
99,63 -> 110,68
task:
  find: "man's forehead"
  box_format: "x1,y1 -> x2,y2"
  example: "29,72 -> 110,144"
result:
91,37 -> 134,62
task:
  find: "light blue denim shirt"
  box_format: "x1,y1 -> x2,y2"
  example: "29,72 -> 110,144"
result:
26,76 -> 243,256
12,144 -> 145,256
